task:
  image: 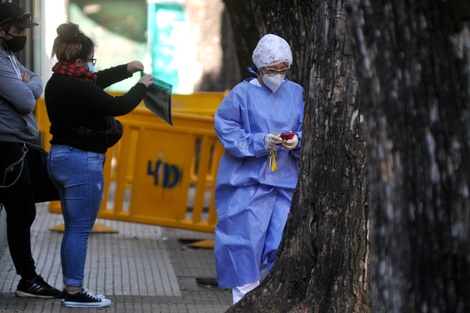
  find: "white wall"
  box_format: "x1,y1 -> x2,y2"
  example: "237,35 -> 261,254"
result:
39,0 -> 68,92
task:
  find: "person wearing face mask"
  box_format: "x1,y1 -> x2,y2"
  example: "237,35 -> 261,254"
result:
44,22 -> 153,308
213,34 -> 304,304
0,3 -> 63,299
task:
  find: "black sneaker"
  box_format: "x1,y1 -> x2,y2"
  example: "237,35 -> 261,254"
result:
15,275 -> 62,299
63,289 -> 111,308
60,289 -> 104,301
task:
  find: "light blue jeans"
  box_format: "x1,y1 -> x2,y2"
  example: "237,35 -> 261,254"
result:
47,144 -> 105,287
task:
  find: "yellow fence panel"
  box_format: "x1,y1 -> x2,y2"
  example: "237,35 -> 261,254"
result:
36,92 -> 224,233
109,91 -> 227,116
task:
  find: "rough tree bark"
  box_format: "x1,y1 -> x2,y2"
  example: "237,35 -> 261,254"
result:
224,0 -> 370,312
349,1 -> 470,312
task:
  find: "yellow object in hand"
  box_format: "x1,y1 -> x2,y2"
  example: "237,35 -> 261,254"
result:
269,149 -> 278,172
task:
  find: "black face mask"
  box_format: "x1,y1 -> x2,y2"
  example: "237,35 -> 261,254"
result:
1,33 -> 27,52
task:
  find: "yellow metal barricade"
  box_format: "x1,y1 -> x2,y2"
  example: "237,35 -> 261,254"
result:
108,91 -> 226,116
36,92 -> 225,233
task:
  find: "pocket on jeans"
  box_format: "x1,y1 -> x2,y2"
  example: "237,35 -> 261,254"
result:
86,153 -> 105,172
49,154 -> 68,161
49,145 -> 71,161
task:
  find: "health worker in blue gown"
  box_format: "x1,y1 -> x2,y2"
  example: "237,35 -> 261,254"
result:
214,34 -> 304,304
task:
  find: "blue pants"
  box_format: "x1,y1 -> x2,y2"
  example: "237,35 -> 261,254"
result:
47,144 -> 105,287
214,184 -> 292,288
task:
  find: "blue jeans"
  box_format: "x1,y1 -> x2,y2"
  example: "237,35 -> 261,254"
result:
47,145 -> 105,287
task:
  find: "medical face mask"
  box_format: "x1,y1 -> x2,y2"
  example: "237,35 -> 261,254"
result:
87,61 -> 95,73
1,33 -> 27,52
262,73 -> 285,93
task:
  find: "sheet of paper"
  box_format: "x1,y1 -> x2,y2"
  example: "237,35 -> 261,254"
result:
142,72 -> 173,126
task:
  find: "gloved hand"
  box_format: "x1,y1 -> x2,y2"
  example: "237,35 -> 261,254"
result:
281,134 -> 299,150
264,134 -> 282,149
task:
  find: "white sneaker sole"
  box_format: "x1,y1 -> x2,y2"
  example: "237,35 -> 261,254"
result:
63,298 -> 112,308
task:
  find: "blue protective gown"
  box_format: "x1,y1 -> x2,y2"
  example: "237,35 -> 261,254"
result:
214,78 -> 304,288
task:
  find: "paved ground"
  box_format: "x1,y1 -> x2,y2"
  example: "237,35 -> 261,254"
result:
0,203 -> 232,313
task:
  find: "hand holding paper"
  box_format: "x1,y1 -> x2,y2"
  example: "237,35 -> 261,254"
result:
138,74 -> 152,87
141,72 -> 173,126
127,61 -> 144,74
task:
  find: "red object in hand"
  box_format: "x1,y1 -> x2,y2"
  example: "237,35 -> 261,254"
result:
280,131 -> 295,140
276,131 -> 296,145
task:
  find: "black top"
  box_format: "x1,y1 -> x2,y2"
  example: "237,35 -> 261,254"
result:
45,64 -> 147,153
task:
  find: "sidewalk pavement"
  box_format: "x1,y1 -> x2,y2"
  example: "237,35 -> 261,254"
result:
0,203 -> 232,313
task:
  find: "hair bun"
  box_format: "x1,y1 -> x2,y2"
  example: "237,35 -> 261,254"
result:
56,22 -> 83,44
52,22 -> 94,63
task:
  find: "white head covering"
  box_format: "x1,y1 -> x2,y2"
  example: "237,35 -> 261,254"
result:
252,34 -> 292,69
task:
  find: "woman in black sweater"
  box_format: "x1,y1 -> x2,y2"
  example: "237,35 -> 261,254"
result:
45,22 -> 152,308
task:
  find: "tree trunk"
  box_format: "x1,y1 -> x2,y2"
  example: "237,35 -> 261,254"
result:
225,0 -> 370,312
349,1 -> 470,312
221,0 -> 259,80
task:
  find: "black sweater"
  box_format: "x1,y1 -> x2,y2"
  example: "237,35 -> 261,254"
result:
45,64 -> 147,153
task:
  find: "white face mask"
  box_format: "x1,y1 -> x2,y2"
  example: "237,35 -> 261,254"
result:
262,73 -> 285,93
87,62 -> 95,73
